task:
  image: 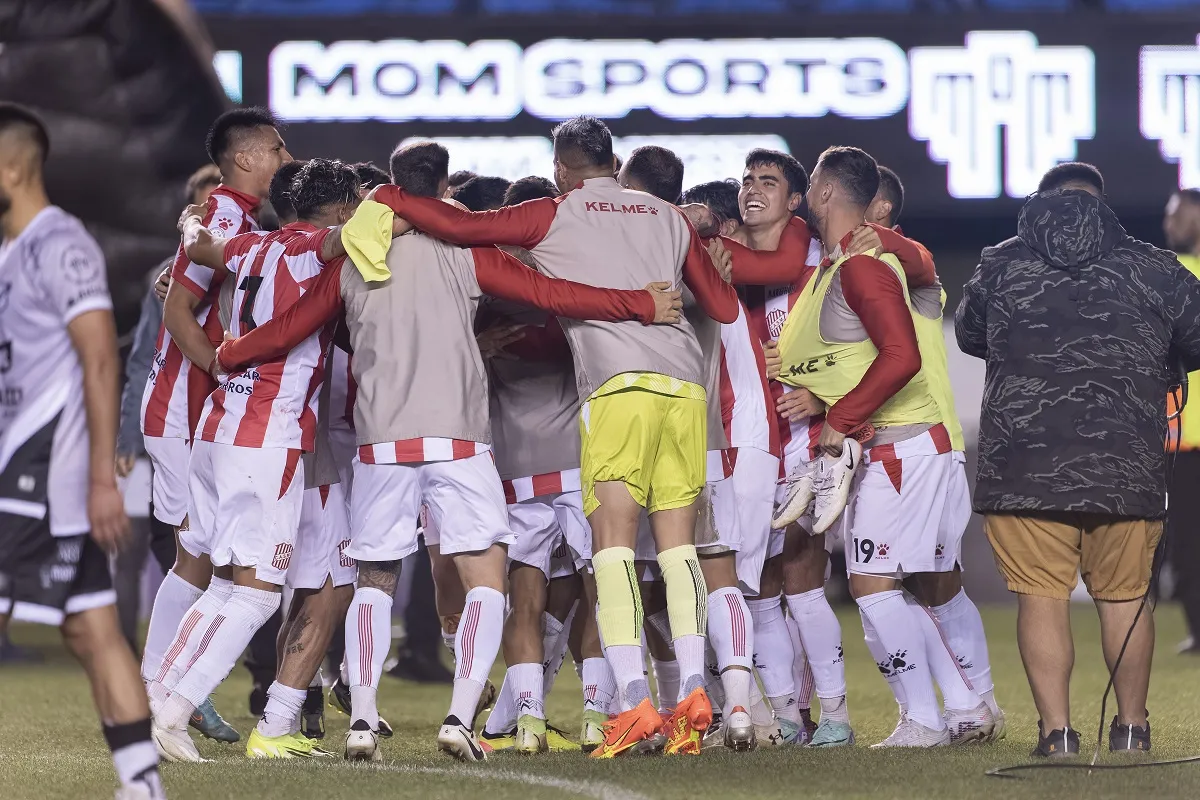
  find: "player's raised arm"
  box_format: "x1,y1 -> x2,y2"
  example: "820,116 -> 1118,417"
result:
374,184 -> 557,249
721,217 -> 813,286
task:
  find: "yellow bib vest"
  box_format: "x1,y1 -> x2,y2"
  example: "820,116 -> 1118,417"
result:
1170,254 -> 1200,451
776,251 -> 941,429
911,287 -> 966,451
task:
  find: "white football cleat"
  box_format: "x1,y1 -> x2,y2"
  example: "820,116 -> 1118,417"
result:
151,719 -> 205,763
772,461 -> 816,530
870,717 -> 950,748
438,716 -> 487,762
811,438 -> 862,534
344,720 -> 381,762
945,702 -> 996,745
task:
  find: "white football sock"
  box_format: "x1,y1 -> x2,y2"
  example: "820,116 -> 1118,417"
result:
510,661 -> 546,720
861,608 -> 906,713
605,645 -> 650,711
581,656 -> 616,714
746,596 -> 796,705
164,585 -> 280,728
785,588 -> 847,701
856,590 -> 942,731
141,569 -> 203,683
257,681 -> 306,737
542,610 -> 569,693
673,634 -> 707,699
707,587 -> 754,714
749,679 -> 773,727
651,657 -> 680,711
721,668 -> 753,717
344,587 -> 392,730
152,576 -> 233,700
907,595 -> 981,711
448,587 -> 505,726
786,615 -> 815,711
484,667 -> 519,735
929,589 -> 996,710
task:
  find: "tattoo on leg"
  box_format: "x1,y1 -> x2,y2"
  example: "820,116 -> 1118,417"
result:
357,560 -> 402,595
284,613 -> 312,655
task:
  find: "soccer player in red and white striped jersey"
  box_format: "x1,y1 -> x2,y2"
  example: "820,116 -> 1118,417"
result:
149,159 -> 359,762
139,109 -> 290,750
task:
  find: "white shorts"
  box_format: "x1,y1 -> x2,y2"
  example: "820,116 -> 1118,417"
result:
288,483 -> 356,590
508,490 -> 590,579
726,448 -> 779,596
181,440 -> 305,586
144,435 -> 189,526
348,452 -> 515,562
842,428 -> 966,577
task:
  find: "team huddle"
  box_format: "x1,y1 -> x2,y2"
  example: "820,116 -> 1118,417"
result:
0,100 -> 1007,796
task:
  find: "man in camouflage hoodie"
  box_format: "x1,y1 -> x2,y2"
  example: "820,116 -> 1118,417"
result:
956,163 -> 1200,757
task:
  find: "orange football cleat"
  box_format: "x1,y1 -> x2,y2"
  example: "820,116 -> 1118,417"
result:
589,699 -> 662,759
664,687 -> 713,756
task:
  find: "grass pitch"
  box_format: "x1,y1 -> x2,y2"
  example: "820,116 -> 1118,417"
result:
4,605 -> 1200,800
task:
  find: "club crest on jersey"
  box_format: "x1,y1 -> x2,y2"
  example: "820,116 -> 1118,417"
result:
338,539 -> 354,568
766,308 -> 786,340
271,542 -> 294,571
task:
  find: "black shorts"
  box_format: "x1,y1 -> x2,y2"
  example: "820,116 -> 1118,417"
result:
0,515 -> 114,626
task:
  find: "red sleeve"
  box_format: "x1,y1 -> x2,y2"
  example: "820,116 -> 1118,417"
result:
284,227 -> 333,264
505,318 -> 572,361
724,218 -> 813,286
825,255 -> 923,435
870,224 -> 936,289
679,213 -> 739,323
375,185 -> 556,249
217,261 -> 345,371
472,248 -> 656,324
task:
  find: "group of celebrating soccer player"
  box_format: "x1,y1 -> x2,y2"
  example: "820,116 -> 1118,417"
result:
0,101 -> 1009,800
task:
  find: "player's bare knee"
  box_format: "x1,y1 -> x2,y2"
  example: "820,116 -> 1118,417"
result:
357,559 -> 401,596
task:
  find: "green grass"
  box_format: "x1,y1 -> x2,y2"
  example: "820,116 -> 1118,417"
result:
4,605 -> 1200,800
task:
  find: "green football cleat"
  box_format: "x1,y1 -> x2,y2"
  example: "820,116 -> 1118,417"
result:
807,719 -> 855,748
246,729 -> 333,759
189,698 -> 239,743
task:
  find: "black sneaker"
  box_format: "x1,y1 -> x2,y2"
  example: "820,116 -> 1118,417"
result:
1032,722 -> 1080,758
302,686 -> 325,739
1109,716 -> 1151,753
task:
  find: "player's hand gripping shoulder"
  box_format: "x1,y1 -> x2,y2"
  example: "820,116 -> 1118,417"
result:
706,238 -> 733,282
646,282 -> 684,324
846,224 -> 884,257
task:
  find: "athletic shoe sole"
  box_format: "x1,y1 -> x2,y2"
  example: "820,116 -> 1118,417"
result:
438,726 -> 487,762
344,730 -> 381,762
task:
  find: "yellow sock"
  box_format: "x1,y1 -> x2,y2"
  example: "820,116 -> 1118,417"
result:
592,547 -> 642,648
657,544 -> 707,639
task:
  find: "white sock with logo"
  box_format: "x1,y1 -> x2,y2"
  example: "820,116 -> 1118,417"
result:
856,590 -> 942,731
151,576 -> 233,706
861,608 -> 907,713
746,595 -> 797,719
907,595 -> 981,712
141,570 -> 203,684
707,587 -> 754,715
344,587 -> 392,731
447,587 -> 505,727
509,661 -> 546,721
581,656 -> 617,715
929,589 -> 997,714
785,588 -> 847,708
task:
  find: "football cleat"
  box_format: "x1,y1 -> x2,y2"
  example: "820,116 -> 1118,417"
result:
545,724 -> 577,752
638,710 -> 671,754
189,697 -> 240,743
302,686 -> 326,739
945,702 -> 996,745
151,719 -> 205,763
246,729 -> 332,759
580,709 -> 608,754
328,678 -> 393,737
438,715 -> 487,762
870,718 -> 949,748
807,719 -> 855,748
772,461 -> 816,530
664,687 -> 713,756
723,707 -> 756,751
777,718 -> 803,745
811,438 -> 862,534
988,706 -> 1007,743
479,727 -> 515,754
514,714 -> 549,754
344,720 -> 381,762
590,699 -> 662,759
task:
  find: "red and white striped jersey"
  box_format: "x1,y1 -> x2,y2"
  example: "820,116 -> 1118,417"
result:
327,345 -> 355,435
503,468 -> 582,504
718,302 -> 778,457
140,185 -> 260,440
742,237 -> 825,471
358,438 -> 491,465
196,222 -> 337,451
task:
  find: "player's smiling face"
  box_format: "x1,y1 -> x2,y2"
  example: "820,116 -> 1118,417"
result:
740,164 -> 798,229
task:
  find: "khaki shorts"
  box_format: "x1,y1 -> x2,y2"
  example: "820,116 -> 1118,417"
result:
984,512 -> 1162,601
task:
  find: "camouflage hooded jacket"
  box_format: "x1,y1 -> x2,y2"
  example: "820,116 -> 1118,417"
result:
955,189 -> 1200,519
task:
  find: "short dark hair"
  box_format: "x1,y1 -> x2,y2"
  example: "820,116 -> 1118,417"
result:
613,153 -> 624,176
551,116 -> 614,169
815,146 -> 879,208
448,170 -> 477,189
205,106 -> 278,166
745,149 -> 808,197
876,166 -> 904,226
622,146 -> 685,203
289,158 -> 361,220
1038,162 -> 1104,195
0,102 -> 50,164
267,160 -> 306,223
682,179 -> 743,226
185,163 -> 222,205
452,176 -> 512,212
389,141 -> 450,198
353,161 -> 390,190
503,176 -> 558,206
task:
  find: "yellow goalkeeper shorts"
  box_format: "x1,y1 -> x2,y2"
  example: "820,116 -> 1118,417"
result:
579,372 -> 706,517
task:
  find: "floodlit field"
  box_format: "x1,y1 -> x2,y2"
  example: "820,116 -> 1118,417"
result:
4,605 -> 1199,800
